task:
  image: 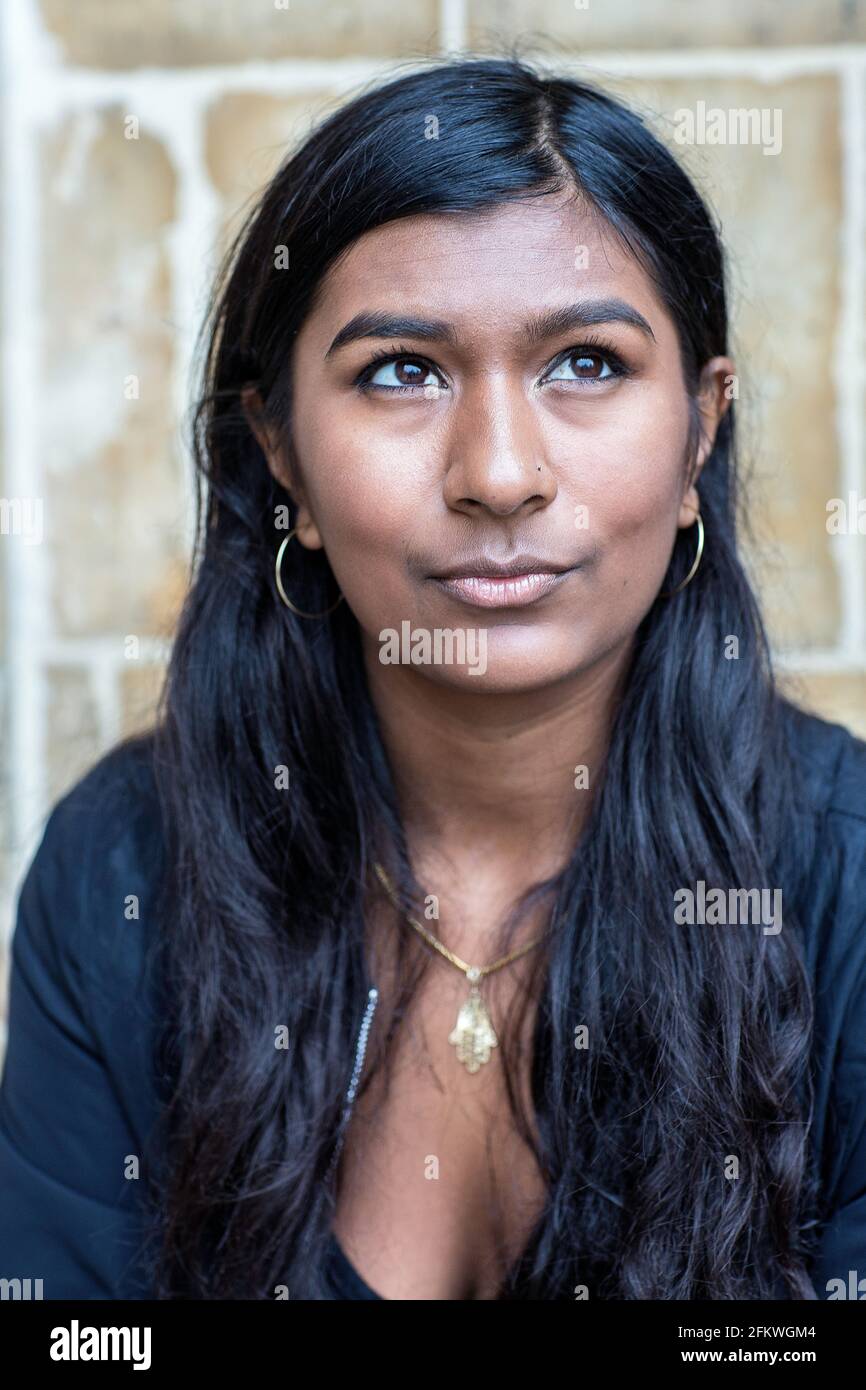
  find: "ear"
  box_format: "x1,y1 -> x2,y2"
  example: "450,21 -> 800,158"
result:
240,386 -> 324,550
679,354 -> 736,528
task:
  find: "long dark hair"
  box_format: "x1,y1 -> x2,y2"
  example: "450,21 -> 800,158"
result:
142,54 -> 822,1299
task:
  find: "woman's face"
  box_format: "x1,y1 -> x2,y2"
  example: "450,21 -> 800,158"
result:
258,193 -> 733,693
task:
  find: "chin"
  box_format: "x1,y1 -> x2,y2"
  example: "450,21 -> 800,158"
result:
414,630 -> 585,694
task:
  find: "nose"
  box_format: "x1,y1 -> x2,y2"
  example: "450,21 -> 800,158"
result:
441,373 -> 557,518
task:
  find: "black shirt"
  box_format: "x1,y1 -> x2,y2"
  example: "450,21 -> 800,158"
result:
1,704 -> 865,1299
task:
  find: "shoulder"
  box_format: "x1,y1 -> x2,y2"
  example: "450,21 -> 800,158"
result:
40,728 -> 164,851
13,729 -> 168,1021
778,698 -> 866,942
2,733 -> 168,1295
776,702 -> 866,1252
776,699 -> 866,985
779,696 -> 866,824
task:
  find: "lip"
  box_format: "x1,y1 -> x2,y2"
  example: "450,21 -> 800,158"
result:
429,555 -> 578,609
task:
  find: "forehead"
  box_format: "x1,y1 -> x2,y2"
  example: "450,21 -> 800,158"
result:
303,194 -> 672,345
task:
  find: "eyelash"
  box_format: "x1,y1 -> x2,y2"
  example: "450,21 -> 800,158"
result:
353,336 -> 634,395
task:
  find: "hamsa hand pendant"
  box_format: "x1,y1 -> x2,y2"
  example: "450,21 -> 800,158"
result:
448,984 -> 498,1073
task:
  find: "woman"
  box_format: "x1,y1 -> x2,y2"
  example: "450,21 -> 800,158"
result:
1,56 -> 865,1302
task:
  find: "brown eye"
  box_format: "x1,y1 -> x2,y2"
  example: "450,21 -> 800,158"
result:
552,352 -> 613,381
544,347 -> 624,386
362,356 -> 444,391
572,353 -> 605,376
393,359 -> 427,385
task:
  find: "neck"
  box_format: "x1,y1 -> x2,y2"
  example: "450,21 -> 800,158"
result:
362,635 -> 634,896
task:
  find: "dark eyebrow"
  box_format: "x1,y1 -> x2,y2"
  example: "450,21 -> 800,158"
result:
525,298 -> 656,345
324,297 -> 655,359
325,311 -> 459,358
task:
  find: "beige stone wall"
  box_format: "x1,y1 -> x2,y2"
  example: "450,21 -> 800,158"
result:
1,1 -> 865,1055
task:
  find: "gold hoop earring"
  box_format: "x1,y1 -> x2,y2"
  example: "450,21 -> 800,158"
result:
274,530 -> 344,619
661,512 -> 704,598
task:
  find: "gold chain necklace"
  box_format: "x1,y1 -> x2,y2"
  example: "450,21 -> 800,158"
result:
372,861 -> 552,1075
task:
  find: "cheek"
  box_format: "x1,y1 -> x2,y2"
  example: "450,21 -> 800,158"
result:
295,431 -> 429,629
565,389 -> 690,578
